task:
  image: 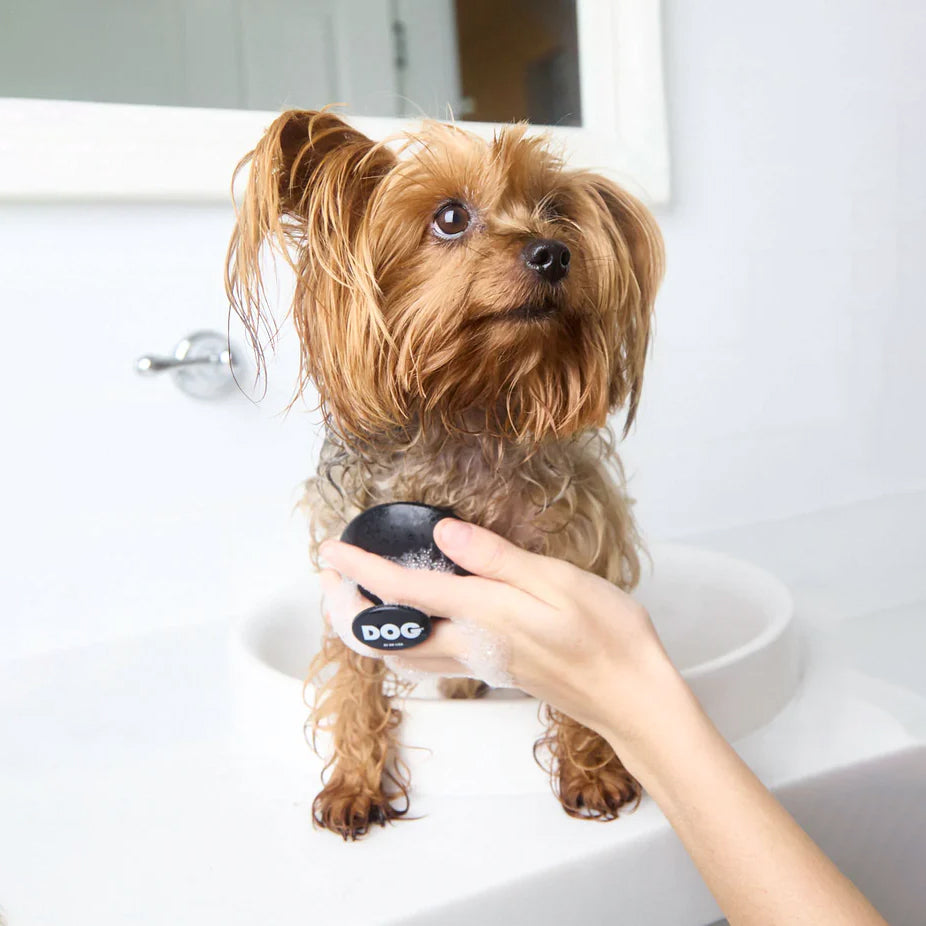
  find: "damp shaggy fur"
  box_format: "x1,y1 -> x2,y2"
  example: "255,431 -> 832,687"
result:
227,108 -> 663,839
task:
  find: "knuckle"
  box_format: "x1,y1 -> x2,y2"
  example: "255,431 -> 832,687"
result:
478,536 -> 508,578
553,558 -> 582,586
630,601 -> 652,627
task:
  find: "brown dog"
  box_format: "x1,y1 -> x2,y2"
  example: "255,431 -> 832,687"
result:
227,109 -> 663,839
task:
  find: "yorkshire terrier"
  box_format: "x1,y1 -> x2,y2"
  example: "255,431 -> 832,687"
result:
226,109 -> 664,840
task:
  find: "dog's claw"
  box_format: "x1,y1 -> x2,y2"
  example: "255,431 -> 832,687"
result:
313,787 -> 407,840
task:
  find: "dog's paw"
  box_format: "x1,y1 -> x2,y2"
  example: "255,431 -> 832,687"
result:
312,784 -> 407,840
557,759 -> 642,821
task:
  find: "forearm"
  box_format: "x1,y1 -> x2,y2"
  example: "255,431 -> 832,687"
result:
322,525 -> 888,921
602,662 -> 888,926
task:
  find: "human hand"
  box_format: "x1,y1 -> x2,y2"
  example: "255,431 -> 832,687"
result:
320,520 -> 892,925
319,519 -> 682,747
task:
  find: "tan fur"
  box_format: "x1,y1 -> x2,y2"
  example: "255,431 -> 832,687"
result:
227,108 -> 664,839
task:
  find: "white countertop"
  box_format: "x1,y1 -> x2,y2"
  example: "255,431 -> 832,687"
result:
1,611 -> 924,926
2,494 -> 925,925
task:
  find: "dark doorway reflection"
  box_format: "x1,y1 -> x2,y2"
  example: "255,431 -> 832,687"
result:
454,0 -> 582,126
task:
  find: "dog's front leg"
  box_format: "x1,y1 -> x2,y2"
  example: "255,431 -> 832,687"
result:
308,635 -> 409,839
532,451 -> 643,820
538,707 -> 641,820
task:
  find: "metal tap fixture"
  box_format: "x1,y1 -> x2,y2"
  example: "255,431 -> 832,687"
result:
136,330 -> 241,400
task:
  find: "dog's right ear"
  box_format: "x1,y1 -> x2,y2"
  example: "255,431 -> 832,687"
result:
225,109 -> 395,393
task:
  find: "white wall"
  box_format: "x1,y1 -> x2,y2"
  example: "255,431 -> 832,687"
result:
624,0 -> 926,536
2,0 -> 924,659
0,204 -> 317,660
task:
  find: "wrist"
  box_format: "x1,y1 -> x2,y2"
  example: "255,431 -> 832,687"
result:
597,648 -> 713,783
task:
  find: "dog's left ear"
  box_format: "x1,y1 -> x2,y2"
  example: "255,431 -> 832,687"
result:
584,176 -> 664,434
226,109 -> 397,421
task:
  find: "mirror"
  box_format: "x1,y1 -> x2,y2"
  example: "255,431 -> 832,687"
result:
0,1 -> 669,203
0,0 -> 581,126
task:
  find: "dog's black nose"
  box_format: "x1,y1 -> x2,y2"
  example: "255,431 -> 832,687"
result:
522,238 -> 571,284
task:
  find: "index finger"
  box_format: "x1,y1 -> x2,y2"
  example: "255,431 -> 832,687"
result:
433,519 -> 579,606
319,538 -> 524,623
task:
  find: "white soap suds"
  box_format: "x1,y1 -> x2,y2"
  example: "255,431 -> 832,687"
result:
321,576 -> 381,658
389,550 -> 457,573
456,621 -> 515,688
321,549 -> 515,689
383,654 -> 437,683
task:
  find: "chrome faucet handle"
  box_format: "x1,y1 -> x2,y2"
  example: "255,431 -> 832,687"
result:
135,350 -> 231,374
135,330 -> 240,400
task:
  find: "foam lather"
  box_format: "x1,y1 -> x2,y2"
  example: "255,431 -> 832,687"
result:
340,502 -> 470,651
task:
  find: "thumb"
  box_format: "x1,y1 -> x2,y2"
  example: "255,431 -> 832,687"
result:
434,518 -> 572,602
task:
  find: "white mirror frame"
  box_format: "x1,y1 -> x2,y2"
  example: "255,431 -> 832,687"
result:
0,0 -> 669,205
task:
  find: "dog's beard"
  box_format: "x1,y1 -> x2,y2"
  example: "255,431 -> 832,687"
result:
391,306 -> 613,441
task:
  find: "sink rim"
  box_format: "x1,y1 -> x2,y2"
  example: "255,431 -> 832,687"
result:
233,542 -> 795,700
647,544 -> 794,682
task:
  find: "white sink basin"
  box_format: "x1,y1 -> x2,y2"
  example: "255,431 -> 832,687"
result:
229,543 -> 801,795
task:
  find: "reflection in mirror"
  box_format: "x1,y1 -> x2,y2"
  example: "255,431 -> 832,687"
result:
0,0 -> 581,126
453,0 -> 581,125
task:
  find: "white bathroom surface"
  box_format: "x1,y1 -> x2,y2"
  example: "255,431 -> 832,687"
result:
1,611 -> 925,926
232,544 -> 802,799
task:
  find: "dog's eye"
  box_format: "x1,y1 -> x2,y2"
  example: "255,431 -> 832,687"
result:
432,202 -> 471,239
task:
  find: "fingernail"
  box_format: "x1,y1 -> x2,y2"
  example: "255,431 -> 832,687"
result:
436,519 -> 473,550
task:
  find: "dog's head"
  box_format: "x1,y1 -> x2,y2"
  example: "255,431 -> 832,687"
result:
227,109 -> 663,443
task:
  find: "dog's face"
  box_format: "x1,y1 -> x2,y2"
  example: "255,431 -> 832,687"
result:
228,111 -> 663,443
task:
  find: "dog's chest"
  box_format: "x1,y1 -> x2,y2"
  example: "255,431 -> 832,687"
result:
363,441 -> 550,551
309,427 -> 637,587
